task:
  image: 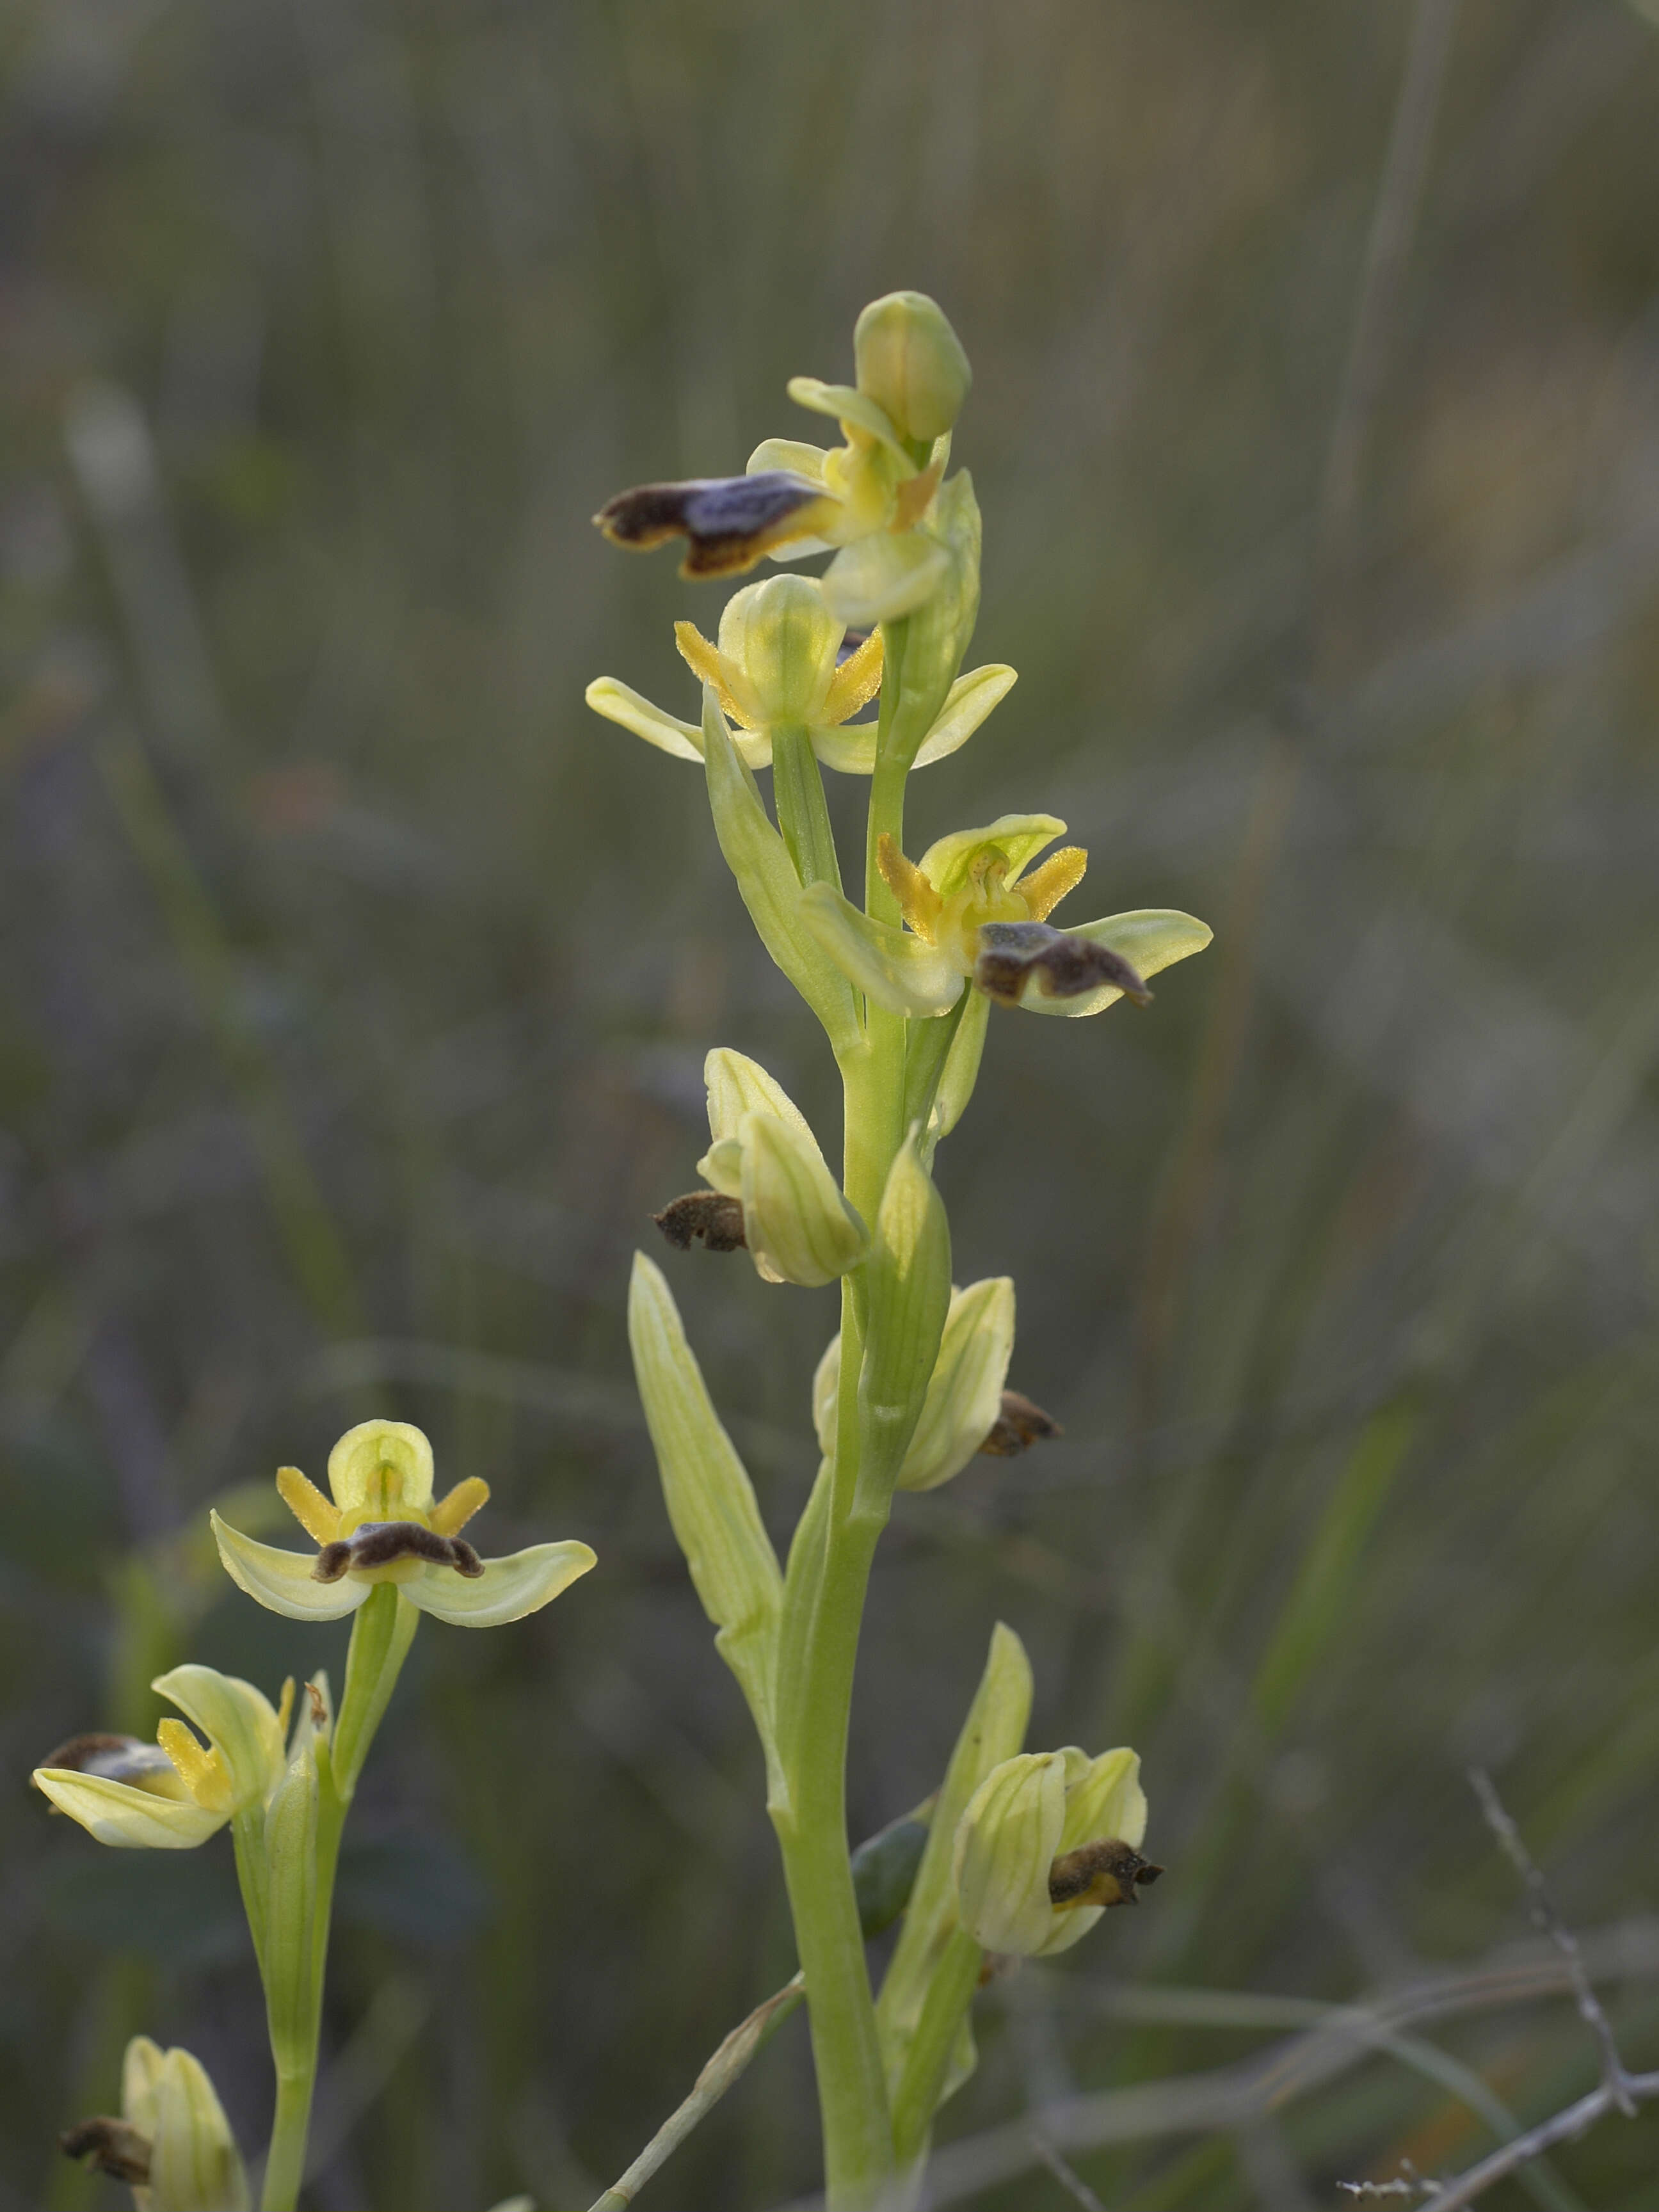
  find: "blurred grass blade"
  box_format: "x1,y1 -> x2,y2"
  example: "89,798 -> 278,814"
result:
1251,1400 -> 1416,1739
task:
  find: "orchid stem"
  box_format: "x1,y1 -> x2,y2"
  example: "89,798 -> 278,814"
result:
254,1589 -> 417,2212
769,625 -> 926,2208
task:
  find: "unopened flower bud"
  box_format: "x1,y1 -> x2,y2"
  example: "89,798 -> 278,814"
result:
854,292 -> 972,445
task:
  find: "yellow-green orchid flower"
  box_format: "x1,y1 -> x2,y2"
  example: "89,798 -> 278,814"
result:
211,1419 -> 595,1627
593,292 -> 970,626
952,1746 -> 1160,1959
33,1666 -> 291,1849
799,813 -> 1214,1019
60,2037 -> 248,2210
586,573 -> 1014,777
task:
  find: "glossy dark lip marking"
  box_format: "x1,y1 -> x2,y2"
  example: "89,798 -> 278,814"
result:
593,472 -> 826,578
979,1388 -> 1064,1458
973,919 -> 1151,1008
652,1191 -> 748,1254
37,1733 -> 180,1785
1048,1837 -> 1164,1909
313,1520 -> 485,1584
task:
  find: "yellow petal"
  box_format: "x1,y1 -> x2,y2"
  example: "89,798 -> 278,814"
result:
1018,847 -> 1088,922
430,1476 -> 490,1537
876,834 -> 943,943
821,630 -> 885,726
673,622 -> 756,726
156,1719 -> 235,1815
276,1466 -> 340,1544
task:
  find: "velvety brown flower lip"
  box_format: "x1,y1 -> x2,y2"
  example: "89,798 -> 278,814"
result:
1047,1838 -> 1164,1909
60,2117 -> 152,2185
593,471 -> 826,578
652,1191 -> 748,1253
312,1521 -> 485,1584
972,920 -> 1151,1008
979,1389 -> 1062,1458
36,1733 -> 179,1785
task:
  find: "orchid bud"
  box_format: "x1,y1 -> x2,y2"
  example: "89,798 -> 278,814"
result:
854,291 -> 972,445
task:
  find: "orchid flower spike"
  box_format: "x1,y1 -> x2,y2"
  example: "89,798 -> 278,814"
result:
593,292 -> 971,626
799,813 -> 1214,1020
211,1419 -> 595,1627
33,1666 -> 293,1849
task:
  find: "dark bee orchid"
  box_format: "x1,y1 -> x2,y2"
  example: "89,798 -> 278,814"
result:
799,814 -> 1213,1019
586,571 -> 1014,776
211,1420 -> 594,1627
594,294 -> 975,628
953,1747 -> 1153,1957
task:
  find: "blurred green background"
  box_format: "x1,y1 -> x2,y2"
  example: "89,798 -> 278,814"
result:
5,0 -> 1659,2206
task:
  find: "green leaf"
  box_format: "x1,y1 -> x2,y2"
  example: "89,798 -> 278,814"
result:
876,1623 -> 1032,2088
882,472 -> 984,764
627,1253 -> 785,1756
897,1277 -> 1016,1492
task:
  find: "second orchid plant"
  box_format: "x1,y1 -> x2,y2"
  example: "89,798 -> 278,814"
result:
36,1421 -> 593,2211
593,292 -> 1211,2210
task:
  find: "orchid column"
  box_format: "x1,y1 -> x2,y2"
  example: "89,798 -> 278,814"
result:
593,292 -> 1212,2208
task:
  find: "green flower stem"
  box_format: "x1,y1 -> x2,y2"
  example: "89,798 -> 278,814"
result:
770,619 -> 941,2208
888,1925 -> 982,2166
257,1588 -> 418,2212
773,1508 -> 892,2206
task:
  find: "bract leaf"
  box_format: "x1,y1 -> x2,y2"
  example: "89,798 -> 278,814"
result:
627,1254 -> 783,1758
856,1134 -> 952,1508
701,690 -> 860,1053
797,883 -> 963,1019
822,532 -> 950,628
911,664 -> 1018,767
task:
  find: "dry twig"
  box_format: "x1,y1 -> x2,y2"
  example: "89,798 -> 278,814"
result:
1467,1768 -> 1635,2115
1031,2135 -> 1109,2212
